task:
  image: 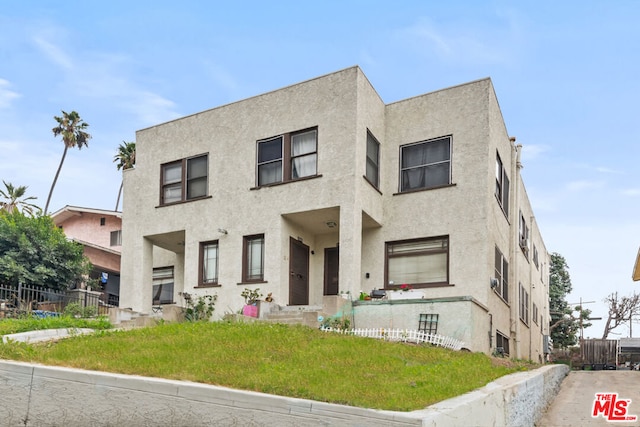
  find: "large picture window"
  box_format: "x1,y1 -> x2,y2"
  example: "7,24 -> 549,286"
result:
152,267 -> 174,305
366,131 -> 380,188
199,241 -> 219,286
243,234 -> 265,282
160,154 -> 208,205
386,236 -> 448,288
257,128 -> 317,186
400,136 -> 451,192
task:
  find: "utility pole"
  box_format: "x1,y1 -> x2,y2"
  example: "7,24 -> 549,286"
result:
570,298 -> 596,361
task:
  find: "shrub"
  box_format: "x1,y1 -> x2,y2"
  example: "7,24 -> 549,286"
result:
63,302 -> 97,318
184,294 -> 218,322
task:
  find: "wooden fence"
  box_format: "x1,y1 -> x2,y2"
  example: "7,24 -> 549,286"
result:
320,327 -> 465,351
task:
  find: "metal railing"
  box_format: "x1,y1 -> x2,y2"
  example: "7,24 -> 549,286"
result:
320,327 -> 465,351
0,283 -> 116,318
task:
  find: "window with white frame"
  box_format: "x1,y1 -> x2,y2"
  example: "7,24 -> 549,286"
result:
199,241 -> 219,286
110,230 -> 122,247
366,131 -> 380,188
533,302 -> 539,325
160,154 -> 208,205
386,236 -> 449,288
494,246 -> 509,302
243,234 -> 265,282
257,128 -> 317,186
495,153 -> 510,215
519,283 -> 530,325
152,267 -> 174,305
399,136 -> 451,192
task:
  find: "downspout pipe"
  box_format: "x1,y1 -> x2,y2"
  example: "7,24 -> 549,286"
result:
510,137 -> 523,358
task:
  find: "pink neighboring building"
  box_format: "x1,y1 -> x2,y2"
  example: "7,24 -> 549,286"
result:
50,205 -> 121,305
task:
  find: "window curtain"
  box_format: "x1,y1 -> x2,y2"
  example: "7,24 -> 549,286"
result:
203,243 -> 218,283
163,164 -> 182,203
187,156 -> 208,199
258,138 -> 283,185
246,237 -> 264,280
152,268 -> 174,304
291,131 -> 317,178
259,161 -> 282,186
388,252 -> 447,284
402,139 -> 450,190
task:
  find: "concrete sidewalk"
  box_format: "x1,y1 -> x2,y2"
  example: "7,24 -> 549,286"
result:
538,371 -> 640,426
1,328 -> 95,343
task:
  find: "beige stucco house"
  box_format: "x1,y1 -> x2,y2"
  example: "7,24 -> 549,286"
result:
120,66 -> 550,359
51,205 -> 121,305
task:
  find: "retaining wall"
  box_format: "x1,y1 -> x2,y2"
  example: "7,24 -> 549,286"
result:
0,361 -> 568,426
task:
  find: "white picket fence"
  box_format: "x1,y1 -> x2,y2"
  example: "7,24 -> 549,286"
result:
320,327 -> 465,351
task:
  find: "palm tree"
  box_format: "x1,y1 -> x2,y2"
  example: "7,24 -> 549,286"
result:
44,110 -> 91,215
113,141 -> 136,211
0,181 -> 41,216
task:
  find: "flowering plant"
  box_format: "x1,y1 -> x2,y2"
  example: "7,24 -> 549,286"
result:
400,284 -> 413,292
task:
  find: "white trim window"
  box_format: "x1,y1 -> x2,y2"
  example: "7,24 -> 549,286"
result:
400,136 -> 451,192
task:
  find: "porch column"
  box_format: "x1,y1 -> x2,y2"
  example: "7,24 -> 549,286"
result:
121,236 -> 153,314
339,207 -> 363,297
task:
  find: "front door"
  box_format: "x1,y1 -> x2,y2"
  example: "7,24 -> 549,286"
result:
289,237 -> 309,305
324,247 -> 339,295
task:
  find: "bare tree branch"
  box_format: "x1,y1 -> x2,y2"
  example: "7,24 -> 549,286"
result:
602,292 -> 640,339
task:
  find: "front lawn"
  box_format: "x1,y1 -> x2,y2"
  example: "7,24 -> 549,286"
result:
0,320 -> 535,411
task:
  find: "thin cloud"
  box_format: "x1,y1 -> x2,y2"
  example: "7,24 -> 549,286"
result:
398,14 -> 520,65
621,188 -> 640,197
0,79 -> 21,108
32,36 -> 74,70
565,180 -> 605,192
595,166 -> 623,174
520,144 -> 549,161
126,91 -> 180,126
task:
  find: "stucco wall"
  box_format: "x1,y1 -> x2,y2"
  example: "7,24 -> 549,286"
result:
352,297 -> 489,351
120,66 -> 550,357
59,211 -> 122,251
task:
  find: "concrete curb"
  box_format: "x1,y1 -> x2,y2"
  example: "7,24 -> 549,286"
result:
0,360 -> 569,426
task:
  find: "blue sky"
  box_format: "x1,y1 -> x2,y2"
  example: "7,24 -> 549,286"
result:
1,1 -> 640,338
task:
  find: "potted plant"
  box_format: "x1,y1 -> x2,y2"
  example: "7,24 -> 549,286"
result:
388,284 -> 425,300
241,288 -> 263,318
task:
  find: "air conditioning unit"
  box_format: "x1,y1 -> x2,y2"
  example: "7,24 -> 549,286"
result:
543,335 -> 551,354
490,277 -> 499,289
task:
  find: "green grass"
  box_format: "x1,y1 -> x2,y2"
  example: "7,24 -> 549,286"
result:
0,320 -> 536,411
0,315 -> 111,335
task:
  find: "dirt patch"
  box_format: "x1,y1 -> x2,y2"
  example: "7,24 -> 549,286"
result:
491,357 -> 539,370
